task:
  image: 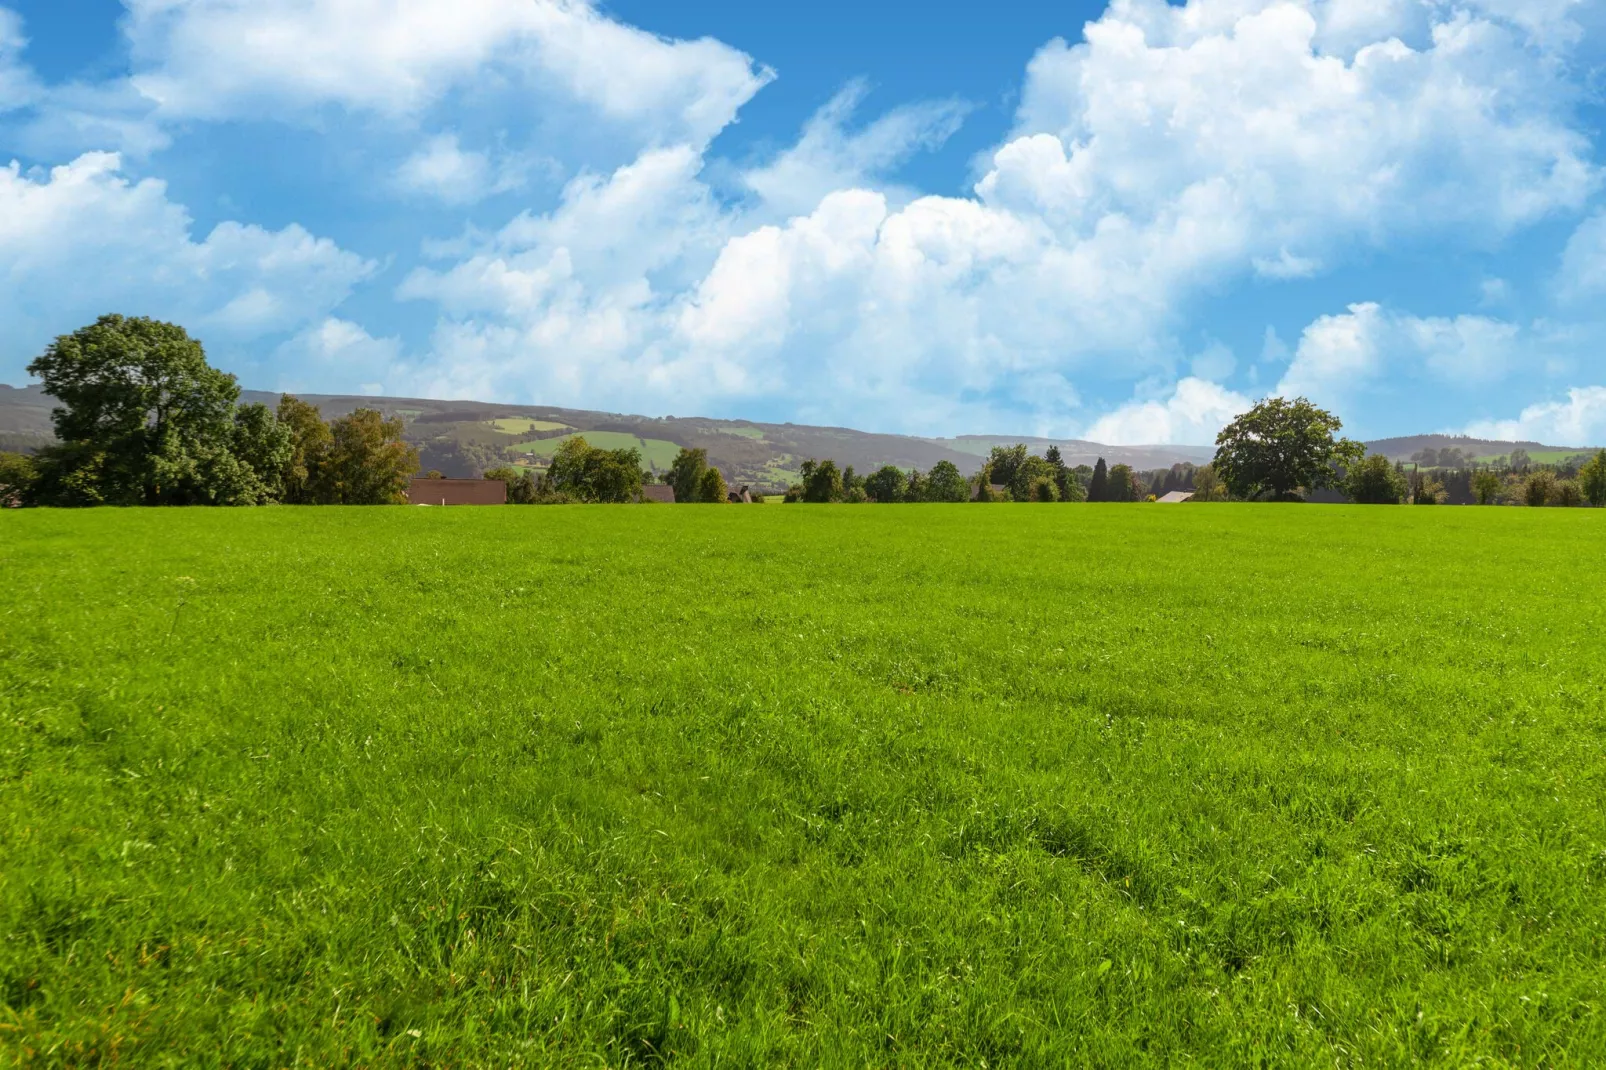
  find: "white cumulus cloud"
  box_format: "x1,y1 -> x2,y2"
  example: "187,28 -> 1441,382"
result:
0,152 -> 374,379
1084,377 -> 1252,445
1277,302 -> 1523,411
1465,387 -> 1606,445
122,0 -> 772,148
394,133 -> 528,205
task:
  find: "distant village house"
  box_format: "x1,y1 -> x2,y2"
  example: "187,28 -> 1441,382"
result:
407,477 -> 506,506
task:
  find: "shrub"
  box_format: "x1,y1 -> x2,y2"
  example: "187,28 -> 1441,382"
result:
1552,479 -> 1583,507
698,465 -> 728,504
1524,470 -> 1556,507
1346,454 -> 1406,504
1471,469 -> 1502,505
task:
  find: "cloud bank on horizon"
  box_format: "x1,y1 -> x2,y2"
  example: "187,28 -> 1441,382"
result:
1,0 -> 1604,445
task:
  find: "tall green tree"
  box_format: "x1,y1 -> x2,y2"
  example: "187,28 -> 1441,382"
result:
27,315 -> 277,505
547,436 -> 645,503
1471,469 -> 1503,505
923,460 -> 967,502
1010,455 -> 1061,502
231,403 -> 293,503
984,444 -> 1029,491
1107,463 -> 1137,503
803,459 -> 844,502
1523,469 -> 1556,506
864,465 -> 908,503
903,467 -> 926,502
698,466 -> 729,504
1191,463 -> 1226,501
1580,450 -> 1606,507
667,447 -> 707,504
276,394 -> 334,504
1212,396 -> 1362,501
1088,458 -> 1109,502
319,409 -> 419,504
0,451 -> 36,507
1346,454 -> 1408,504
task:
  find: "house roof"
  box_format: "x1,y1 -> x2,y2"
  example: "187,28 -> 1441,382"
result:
640,485 -> 676,503
406,477 -> 506,505
1157,490 -> 1195,503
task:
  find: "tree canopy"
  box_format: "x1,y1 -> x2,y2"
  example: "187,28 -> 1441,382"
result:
547,436 -> 645,503
667,448 -> 708,504
1581,450 -> 1606,507
1346,454 -> 1407,504
1212,397 -> 1363,501
26,315 -> 284,505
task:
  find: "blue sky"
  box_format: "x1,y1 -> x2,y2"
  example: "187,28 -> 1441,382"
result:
3,0 -> 1605,445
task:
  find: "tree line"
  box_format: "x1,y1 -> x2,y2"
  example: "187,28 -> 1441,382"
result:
769,397 -> 1606,506
5,318 -> 1604,509
0,316 -> 418,506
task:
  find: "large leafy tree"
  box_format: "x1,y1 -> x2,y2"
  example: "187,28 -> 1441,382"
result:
802,459 -> 844,503
1010,455 -> 1061,502
1106,463 -> 1138,503
546,436 -> 645,503
697,465 -> 728,504
864,465 -> 908,503
1212,397 -> 1363,501
276,394 -> 334,504
667,447 -> 707,504
1345,454 -> 1407,504
319,408 -> 419,505
983,444 -> 1029,491
922,460 -> 968,502
27,315 -> 282,505
231,403 -> 293,502
1191,464 -> 1227,501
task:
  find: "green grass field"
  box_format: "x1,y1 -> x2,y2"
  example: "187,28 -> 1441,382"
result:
510,431 -> 682,472
3,506 -> 1604,1065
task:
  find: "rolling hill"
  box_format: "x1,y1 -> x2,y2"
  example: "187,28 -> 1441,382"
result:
2,383 -> 1597,491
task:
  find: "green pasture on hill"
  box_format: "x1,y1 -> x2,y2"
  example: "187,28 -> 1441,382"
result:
489,418 -> 571,435
509,430 -> 682,471
2,506 -> 1604,1065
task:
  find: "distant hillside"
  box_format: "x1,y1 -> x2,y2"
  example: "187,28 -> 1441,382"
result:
0,384 -> 1217,489
1363,434 -> 1599,464
6,383 -> 1596,489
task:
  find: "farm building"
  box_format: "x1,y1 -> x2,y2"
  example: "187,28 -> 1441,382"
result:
407,477 -> 506,506
640,485 -> 676,503
1157,491 -> 1195,503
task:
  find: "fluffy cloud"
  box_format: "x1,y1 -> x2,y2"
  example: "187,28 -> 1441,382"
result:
394,134 -> 528,205
1557,212 -> 1606,302
6,0 -> 1602,436
271,318 -> 404,394
387,0 -> 1592,432
0,152 -> 374,378
1083,377 -> 1251,444
1465,387 -> 1606,445
1275,302 -> 1523,411
0,7 -> 39,111
991,0 -> 1593,274
123,0 -> 772,148
741,82 -> 969,217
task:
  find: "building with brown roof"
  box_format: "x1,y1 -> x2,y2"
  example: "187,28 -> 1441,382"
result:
407,477 -> 506,505
640,485 -> 676,503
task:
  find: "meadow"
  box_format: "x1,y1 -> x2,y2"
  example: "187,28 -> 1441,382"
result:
509,431 -> 683,471
1,505 -> 1603,1066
